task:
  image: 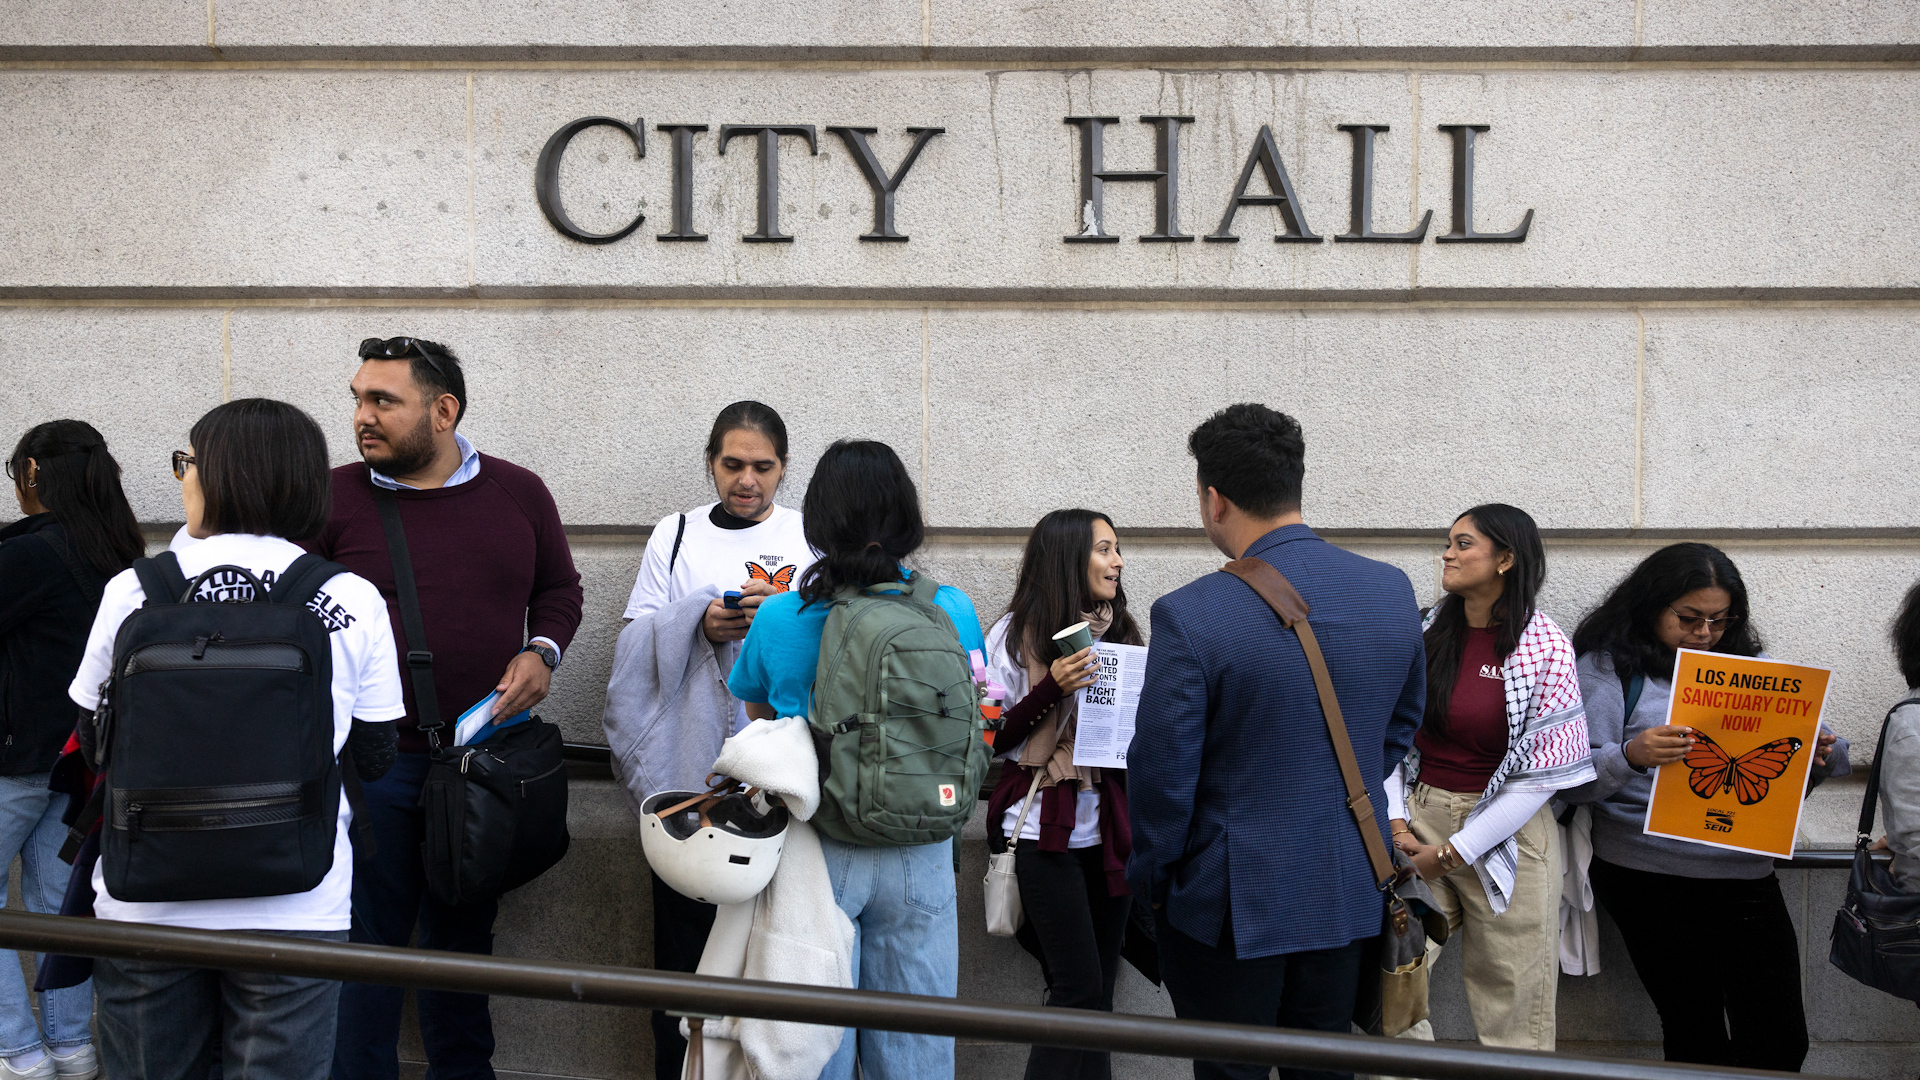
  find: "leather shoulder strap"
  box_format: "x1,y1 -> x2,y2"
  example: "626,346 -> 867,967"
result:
1223,557 -> 1396,889
372,485 -> 444,746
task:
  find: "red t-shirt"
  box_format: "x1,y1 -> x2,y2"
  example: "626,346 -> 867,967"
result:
1414,626 -> 1511,794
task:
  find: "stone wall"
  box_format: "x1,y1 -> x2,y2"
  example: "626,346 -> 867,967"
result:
5,4 -> 1919,1077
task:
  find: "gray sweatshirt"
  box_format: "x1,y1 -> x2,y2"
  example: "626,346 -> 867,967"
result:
1561,650 -> 1851,879
1878,693 -> 1920,892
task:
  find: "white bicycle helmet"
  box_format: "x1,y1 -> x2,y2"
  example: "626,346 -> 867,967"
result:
641,784 -> 791,905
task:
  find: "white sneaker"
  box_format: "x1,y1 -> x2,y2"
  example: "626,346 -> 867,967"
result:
45,1047 -> 94,1080
0,1051 -> 52,1080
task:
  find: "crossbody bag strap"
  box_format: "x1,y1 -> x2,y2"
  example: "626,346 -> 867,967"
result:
372,484 -> 444,751
1859,696 -> 1920,847
1223,557 -> 1397,890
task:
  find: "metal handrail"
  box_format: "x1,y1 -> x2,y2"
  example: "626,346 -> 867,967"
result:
0,910 -> 1832,1080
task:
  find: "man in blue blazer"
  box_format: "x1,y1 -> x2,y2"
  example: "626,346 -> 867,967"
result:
1126,404 -> 1425,1080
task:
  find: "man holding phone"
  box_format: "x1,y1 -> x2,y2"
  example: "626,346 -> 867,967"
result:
615,401 -> 815,1080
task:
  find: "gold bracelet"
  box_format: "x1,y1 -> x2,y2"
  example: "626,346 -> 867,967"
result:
1392,829 -> 1415,840
1438,843 -> 1461,872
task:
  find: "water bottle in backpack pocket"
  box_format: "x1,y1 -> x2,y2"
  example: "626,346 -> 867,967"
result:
96,552 -> 348,903
807,572 -> 990,847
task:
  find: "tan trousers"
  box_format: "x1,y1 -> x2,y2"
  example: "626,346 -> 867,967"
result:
1401,782 -> 1562,1052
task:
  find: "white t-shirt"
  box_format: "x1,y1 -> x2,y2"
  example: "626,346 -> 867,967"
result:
68,533 -> 405,931
985,614 -> 1102,849
623,502 -> 814,620
624,503 -> 815,735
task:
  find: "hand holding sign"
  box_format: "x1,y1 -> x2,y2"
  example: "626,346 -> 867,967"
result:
1643,650 -> 1832,859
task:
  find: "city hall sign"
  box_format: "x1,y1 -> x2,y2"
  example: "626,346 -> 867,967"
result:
534,116 -> 1532,248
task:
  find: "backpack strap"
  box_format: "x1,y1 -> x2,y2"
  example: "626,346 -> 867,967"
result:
132,552 -> 189,606
24,527 -> 105,607
269,553 -> 348,608
1222,557 -> 1399,893
668,513 -> 688,573
371,485 -> 444,750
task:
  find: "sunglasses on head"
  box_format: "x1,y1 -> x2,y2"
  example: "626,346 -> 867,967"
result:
358,337 -> 447,378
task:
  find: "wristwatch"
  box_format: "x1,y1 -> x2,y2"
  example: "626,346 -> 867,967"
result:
522,642 -> 559,670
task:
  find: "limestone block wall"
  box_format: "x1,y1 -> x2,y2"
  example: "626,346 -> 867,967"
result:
4,4 -> 1918,1077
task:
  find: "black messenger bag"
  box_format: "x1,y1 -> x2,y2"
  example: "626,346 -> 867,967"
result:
98,552 -> 349,902
373,485 -> 569,907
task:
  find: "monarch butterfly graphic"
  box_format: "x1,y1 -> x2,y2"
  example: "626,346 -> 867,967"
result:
746,562 -> 797,592
1683,732 -> 1803,806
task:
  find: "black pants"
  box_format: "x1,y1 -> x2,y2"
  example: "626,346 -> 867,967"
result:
1156,911 -> 1365,1080
1589,858 -> 1809,1072
651,870 -> 718,1080
1012,841 -> 1131,1080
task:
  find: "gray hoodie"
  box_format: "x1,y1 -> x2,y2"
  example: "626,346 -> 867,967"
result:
602,585 -> 739,819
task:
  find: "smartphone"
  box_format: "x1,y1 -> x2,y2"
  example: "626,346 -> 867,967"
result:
723,591 -> 743,609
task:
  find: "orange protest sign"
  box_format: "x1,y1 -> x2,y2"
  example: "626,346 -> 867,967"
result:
1642,649 -> 1831,859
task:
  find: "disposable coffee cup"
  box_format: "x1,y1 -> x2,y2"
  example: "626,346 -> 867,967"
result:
1052,622 -> 1096,659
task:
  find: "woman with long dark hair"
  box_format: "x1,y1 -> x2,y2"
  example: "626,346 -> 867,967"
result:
728,439 -> 985,1080
1384,504 -> 1593,1050
0,419 -> 144,1079
1560,543 -> 1846,1071
981,509 -> 1142,1080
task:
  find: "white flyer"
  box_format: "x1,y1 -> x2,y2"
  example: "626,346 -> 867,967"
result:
1071,642 -> 1149,769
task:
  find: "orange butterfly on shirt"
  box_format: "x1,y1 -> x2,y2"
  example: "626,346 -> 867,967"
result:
1683,732 -> 1804,805
746,562 -> 797,592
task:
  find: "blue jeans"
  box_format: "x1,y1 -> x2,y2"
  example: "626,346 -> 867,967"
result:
818,836 -> 957,1080
333,753 -> 498,1080
0,773 -> 90,1056
95,929 -> 348,1080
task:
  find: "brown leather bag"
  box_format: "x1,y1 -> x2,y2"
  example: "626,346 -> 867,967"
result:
1222,557 -> 1447,1035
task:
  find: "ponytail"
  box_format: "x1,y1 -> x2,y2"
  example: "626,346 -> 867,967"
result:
796,440 -> 924,605
10,420 -> 145,578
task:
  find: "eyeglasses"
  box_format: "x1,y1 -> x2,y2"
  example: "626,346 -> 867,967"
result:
171,450 -> 195,481
2,461 -> 14,481
359,336 -> 447,378
1668,606 -> 1740,634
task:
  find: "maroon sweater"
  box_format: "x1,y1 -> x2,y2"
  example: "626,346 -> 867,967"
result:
313,457 -> 584,753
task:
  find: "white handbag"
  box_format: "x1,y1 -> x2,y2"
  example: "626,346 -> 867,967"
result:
984,773 -> 1044,937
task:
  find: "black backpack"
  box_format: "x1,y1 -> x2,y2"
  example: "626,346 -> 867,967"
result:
95,551 -> 350,903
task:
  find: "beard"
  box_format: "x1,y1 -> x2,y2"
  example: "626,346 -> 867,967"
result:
360,413 -> 437,477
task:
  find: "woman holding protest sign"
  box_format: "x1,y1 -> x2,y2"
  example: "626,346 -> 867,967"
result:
1384,504 -> 1594,1051
1561,542 -> 1848,1071
982,509 -> 1143,1080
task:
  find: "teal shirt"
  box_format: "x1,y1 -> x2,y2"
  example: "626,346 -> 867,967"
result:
728,577 -> 986,720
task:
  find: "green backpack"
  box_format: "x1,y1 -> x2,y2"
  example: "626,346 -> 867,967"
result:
808,572 -> 990,847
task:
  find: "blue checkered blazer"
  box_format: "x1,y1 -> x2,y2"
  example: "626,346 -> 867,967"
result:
1125,524 -> 1426,959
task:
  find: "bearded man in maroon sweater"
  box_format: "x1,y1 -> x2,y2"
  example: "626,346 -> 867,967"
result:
319,336 -> 583,1080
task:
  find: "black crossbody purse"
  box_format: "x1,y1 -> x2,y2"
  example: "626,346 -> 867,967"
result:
1830,696 -> 1920,1002
374,484 -> 571,906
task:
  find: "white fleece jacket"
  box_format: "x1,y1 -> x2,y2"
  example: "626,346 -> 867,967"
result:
681,716 -> 855,1080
